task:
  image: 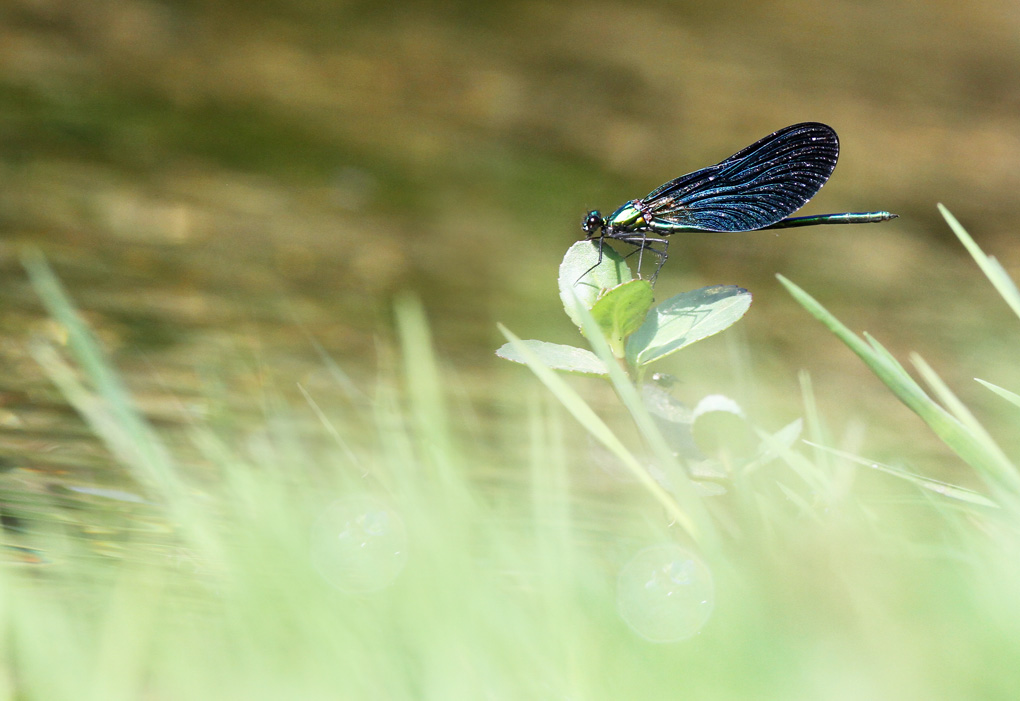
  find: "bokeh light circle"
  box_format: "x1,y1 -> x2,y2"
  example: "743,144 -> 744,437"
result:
310,496 -> 408,593
616,544 -> 714,642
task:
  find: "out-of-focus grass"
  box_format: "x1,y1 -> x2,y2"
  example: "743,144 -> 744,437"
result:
5,237 -> 1020,699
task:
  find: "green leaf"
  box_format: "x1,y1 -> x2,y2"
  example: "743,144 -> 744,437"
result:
690,394 -> 755,461
558,241 -> 631,329
626,285 -> 752,366
495,340 -> 608,375
640,380 -> 699,461
589,279 -> 654,357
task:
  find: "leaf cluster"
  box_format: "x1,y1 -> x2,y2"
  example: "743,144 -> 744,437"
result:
497,242 -> 751,380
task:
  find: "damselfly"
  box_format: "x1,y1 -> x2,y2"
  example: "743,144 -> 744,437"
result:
581,122 -> 896,281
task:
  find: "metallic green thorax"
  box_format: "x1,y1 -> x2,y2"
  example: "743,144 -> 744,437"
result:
591,200 -> 706,239
604,201 -> 647,232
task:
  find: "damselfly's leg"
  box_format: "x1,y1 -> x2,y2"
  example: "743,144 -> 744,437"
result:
576,236 -> 604,284
620,235 -> 668,282
646,239 -> 669,284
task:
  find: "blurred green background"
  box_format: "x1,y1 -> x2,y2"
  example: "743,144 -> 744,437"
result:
1,0 -> 1018,473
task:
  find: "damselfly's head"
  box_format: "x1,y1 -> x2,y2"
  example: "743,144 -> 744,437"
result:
581,210 -> 605,238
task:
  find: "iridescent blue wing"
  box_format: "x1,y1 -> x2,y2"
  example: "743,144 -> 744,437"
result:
641,122 -> 839,232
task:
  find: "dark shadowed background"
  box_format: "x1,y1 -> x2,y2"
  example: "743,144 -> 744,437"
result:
1,0 -> 1019,477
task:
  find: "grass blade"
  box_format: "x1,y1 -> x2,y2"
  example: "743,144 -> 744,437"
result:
804,441 -> 998,508
778,274 -> 1020,500
567,293 -> 718,550
975,378 -> 1020,410
939,204 -> 1020,321
497,322 -> 712,547
22,250 -> 182,497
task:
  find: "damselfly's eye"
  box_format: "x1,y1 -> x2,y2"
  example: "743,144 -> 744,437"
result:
582,210 -> 604,234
